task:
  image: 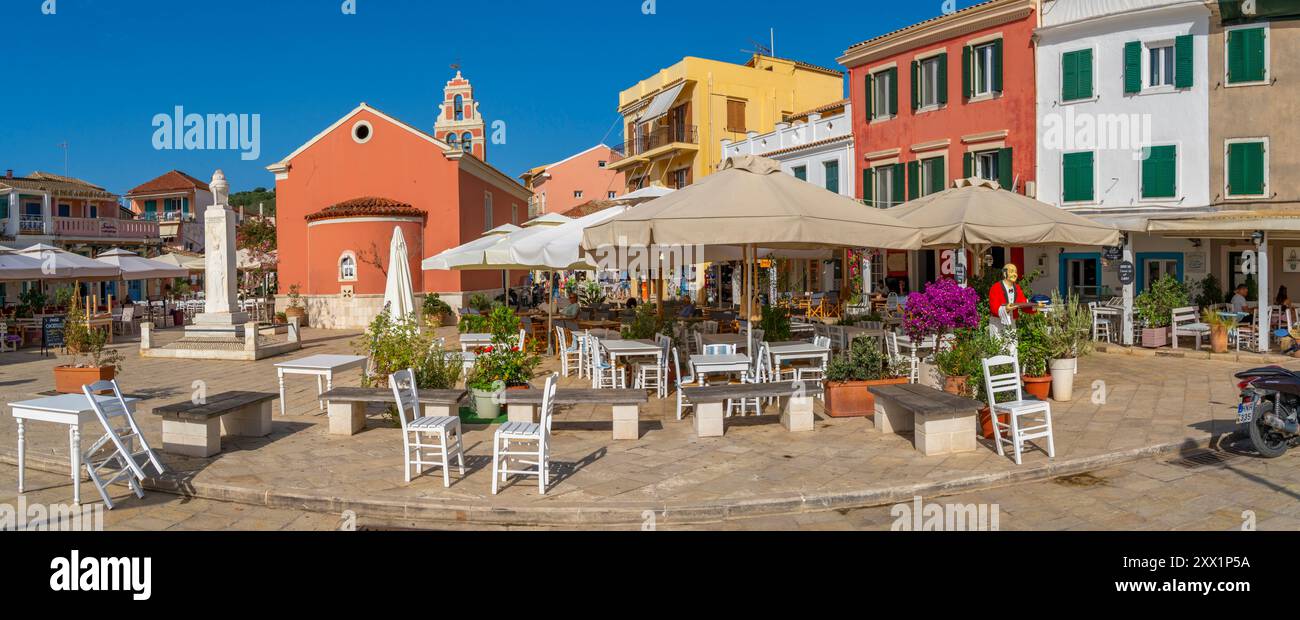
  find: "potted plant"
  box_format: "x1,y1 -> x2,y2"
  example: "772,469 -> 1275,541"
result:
823,336 -> 910,417
355,308 -> 464,426
577,280 -> 607,312
54,302 -> 124,394
933,327 -> 1005,399
758,305 -> 792,343
1203,308 -> 1238,354
284,283 -> 307,326
422,293 -> 454,328
902,278 -> 980,386
1045,292 -> 1093,401
466,342 -> 542,419
1134,274 -> 1189,347
1015,311 -> 1053,400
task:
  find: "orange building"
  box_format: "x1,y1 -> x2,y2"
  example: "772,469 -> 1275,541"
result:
519,145 -> 626,217
268,96 -> 531,329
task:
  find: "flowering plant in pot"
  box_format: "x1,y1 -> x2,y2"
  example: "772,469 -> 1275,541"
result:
1043,292 -> 1093,401
284,283 -> 307,326
422,293 -> 454,328
466,341 -> 542,420
903,278 -> 980,386
1134,275 -> 1188,347
823,336 -> 910,418
1015,311 -> 1053,400
54,302 -> 124,394
932,326 -> 1006,438
355,307 -> 463,426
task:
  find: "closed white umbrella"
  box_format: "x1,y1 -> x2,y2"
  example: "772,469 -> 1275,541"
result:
383,226 -> 416,322
95,248 -> 191,280
17,243 -> 121,280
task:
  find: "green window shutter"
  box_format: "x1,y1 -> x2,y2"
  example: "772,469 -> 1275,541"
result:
1228,28 -> 1266,84
937,53 -> 949,105
1228,142 -> 1265,196
863,169 -> 874,205
1141,145 -> 1177,198
907,161 -> 920,200
962,46 -> 972,99
888,68 -> 899,116
1175,34 -> 1193,89
929,158 -> 945,195
1061,51 -> 1078,101
963,152 -> 974,178
998,147 -> 1014,190
865,74 -> 874,121
1124,41 -> 1142,94
910,61 -> 919,110
1078,49 -> 1093,98
992,38 -> 1004,93
891,163 -> 906,204
1063,152 -> 1094,202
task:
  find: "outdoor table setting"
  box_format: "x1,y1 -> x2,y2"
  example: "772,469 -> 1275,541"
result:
578,319 -> 622,331
701,333 -> 751,351
10,392 -> 140,505
601,338 -> 663,369
689,352 -> 751,386
587,328 -> 623,340
458,332 -> 494,351
274,354 -> 369,416
767,341 -> 831,368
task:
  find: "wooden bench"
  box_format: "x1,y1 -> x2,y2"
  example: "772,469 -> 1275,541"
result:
319,387 -> 467,436
867,384 -> 983,456
681,381 -> 823,437
152,391 -> 277,457
500,389 -> 648,440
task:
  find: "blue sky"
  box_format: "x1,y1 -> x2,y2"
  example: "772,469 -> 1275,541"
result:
2,0 -> 975,195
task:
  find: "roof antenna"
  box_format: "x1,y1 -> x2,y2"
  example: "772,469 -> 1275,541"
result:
56,141 -> 69,176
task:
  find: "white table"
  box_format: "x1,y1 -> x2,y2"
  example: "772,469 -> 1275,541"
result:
11,393 -> 139,505
767,343 -> 831,368
459,333 -> 493,351
274,354 -> 368,415
689,354 -> 751,386
602,339 -> 662,364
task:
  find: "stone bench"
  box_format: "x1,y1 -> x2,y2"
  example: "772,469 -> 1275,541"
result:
500,388 -> 649,440
152,391 -> 277,457
867,384 -> 984,456
681,381 -> 822,437
319,387 -> 467,436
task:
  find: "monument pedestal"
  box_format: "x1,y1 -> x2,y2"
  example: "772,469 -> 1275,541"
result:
185,311 -> 251,339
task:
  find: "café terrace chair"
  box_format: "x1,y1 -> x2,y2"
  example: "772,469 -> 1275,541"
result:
492,373 -> 558,495
671,347 -> 696,421
981,355 -> 1056,466
555,326 -> 581,378
390,369 -> 465,487
81,380 -> 166,510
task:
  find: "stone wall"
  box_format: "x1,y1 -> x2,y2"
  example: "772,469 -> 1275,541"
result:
275,288 -> 504,330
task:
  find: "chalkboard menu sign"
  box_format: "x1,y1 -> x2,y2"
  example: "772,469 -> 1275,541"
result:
1103,246 -> 1124,261
42,316 -> 66,355
1117,261 -> 1136,287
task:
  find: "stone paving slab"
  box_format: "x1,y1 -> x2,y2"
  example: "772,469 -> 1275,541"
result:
0,326 -> 1290,526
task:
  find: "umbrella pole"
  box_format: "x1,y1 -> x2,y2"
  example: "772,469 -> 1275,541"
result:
746,244 -> 753,358
546,270 -> 555,356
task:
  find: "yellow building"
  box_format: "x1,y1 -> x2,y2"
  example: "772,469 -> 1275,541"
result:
609,54 -> 844,192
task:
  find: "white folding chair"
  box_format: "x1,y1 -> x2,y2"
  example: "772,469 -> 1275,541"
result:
492,373 -> 558,495
981,355 -> 1056,465
81,380 -> 166,510
390,368 -> 465,487
556,326 -> 581,377
1089,302 -> 1112,343
671,347 -> 695,421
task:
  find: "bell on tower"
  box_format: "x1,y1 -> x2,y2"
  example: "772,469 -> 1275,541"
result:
434,69 -> 487,161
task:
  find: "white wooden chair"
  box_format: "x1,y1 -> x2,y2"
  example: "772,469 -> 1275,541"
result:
589,337 -> 626,389
492,373 -> 558,494
634,335 -> 671,398
1089,302 -> 1113,343
390,368 -> 465,487
981,355 -> 1056,465
0,322 -> 18,352
114,306 -> 137,335
1171,306 -> 1209,350
555,326 -> 581,377
81,380 -> 166,509
671,347 -> 695,421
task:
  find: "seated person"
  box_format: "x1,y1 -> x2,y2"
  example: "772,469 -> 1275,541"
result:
626,297 -> 638,310
560,294 -> 581,319
1231,284 -> 1255,316
678,296 -> 697,318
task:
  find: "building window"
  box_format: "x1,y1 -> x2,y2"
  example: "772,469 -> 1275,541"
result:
792,165 -> 807,181
511,204 -> 519,224
971,43 -> 996,97
1227,26 -> 1267,85
57,204 -> 70,217
1148,44 -> 1175,88
598,160 -> 607,168
462,133 -> 473,152
975,151 -> 1000,182
339,253 -> 357,281
1062,151 -> 1095,203
866,164 -> 903,209
1140,145 -> 1177,199
454,94 -> 465,121
447,133 -> 459,150
868,68 -> 897,121
823,160 -> 839,194
89,205 -> 98,218
607,191 -> 617,199
672,168 -> 689,189
915,55 -> 945,109
144,200 -> 157,220
351,120 -> 373,144
1061,49 -> 1093,101
726,99 -> 747,133
1226,139 -> 1267,198
484,192 -> 494,231
914,156 -> 945,198
574,190 -> 584,199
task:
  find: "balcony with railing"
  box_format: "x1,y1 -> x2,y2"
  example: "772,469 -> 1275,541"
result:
53,217 -> 159,240
609,125 -> 698,167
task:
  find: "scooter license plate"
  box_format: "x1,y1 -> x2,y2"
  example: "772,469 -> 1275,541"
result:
1238,401 -> 1255,424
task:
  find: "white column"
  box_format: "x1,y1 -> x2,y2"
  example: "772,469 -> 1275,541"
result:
40,194 -> 52,235
5,192 -> 17,237
1122,235 -> 1135,346
1258,232 -> 1270,352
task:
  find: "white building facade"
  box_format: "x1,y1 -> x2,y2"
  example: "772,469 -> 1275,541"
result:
720,102 -> 855,197
1033,0 -> 1212,343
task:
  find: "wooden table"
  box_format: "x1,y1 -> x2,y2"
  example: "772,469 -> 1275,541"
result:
701,333 -> 749,351
273,354 -> 368,416
586,328 -> 622,340
10,393 -> 139,505
578,319 -> 622,331
767,342 -> 830,368
868,384 -> 983,456
689,353 -> 751,386
501,388 -> 648,440
320,387 -> 467,436
682,381 -> 822,437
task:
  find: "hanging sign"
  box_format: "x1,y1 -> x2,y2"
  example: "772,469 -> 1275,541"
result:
1103,246 -> 1123,261
1117,261 -> 1136,286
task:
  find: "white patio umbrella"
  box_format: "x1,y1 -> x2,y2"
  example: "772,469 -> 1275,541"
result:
95,249 -> 191,280
17,243 -> 121,280
383,226 -> 416,322
154,252 -> 206,271
0,247 -> 47,281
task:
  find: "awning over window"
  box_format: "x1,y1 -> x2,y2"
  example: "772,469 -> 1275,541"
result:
636,81 -> 686,125
1146,208 -> 1300,239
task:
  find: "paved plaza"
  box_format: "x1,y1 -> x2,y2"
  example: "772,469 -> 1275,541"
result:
0,326 -> 1295,528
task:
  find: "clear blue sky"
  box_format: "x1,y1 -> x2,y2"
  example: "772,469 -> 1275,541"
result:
1,0 -> 976,195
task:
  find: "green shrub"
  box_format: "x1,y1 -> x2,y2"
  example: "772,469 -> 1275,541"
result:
758,305 -> 791,343
825,337 -> 906,382
1135,274 -> 1189,328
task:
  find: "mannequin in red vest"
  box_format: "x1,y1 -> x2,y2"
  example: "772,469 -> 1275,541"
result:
988,264 -> 1036,341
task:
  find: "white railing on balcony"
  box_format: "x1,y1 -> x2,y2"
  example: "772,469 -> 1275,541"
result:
19,214 -> 47,234
53,217 -> 158,239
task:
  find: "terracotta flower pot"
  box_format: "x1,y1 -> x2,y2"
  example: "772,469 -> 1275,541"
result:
285,306 -> 307,327
825,377 -> 909,418
1022,374 -> 1052,401
1141,326 -> 1169,348
978,407 -> 1008,440
943,375 -> 968,396
1210,326 -> 1230,353
53,365 -> 115,394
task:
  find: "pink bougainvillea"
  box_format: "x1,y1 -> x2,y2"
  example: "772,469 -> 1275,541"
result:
902,278 -> 980,340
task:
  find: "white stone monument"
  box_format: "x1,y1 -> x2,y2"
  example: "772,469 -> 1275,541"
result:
186,170 -> 249,339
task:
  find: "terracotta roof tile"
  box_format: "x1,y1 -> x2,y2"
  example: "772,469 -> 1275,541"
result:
305,197 -> 427,222
126,170 -> 211,196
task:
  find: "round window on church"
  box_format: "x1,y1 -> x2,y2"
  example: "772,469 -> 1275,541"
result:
352,120 -> 373,144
